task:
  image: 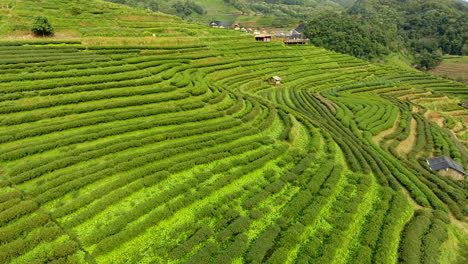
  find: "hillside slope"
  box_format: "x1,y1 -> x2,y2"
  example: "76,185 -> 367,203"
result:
103,0 -> 355,27
0,1 -> 467,264
349,0 -> 468,55
0,0 -> 238,38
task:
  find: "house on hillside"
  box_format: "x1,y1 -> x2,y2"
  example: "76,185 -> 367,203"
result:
255,34 -> 271,42
209,21 -> 220,27
290,29 -> 302,40
426,156 -> 467,181
269,76 -> 281,85
295,23 -> 306,34
284,28 -> 309,45
209,21 -> 231,28
273,31 -> 288,38
284,38 -> 309,45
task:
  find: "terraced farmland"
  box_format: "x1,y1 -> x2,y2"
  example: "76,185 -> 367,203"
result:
0,38 -> 466,264
0,0 -> 242,39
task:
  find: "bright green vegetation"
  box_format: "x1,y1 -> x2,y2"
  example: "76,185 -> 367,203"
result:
0,0 -> 234,37
0,1 -> 467,264
0,39 -> 466,264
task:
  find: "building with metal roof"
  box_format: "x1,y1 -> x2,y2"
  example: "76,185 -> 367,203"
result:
255,34 -> 271,42
426,156 -> 467,180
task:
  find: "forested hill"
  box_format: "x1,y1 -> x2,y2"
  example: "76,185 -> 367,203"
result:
304,0 -> 468,69
348,0 -> 468,55
103,0 -> 355,25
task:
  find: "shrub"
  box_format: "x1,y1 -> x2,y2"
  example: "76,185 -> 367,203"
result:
31,16 -> 54,37
245,225 -> 281,263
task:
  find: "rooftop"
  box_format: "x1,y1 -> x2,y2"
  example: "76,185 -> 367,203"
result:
255,34 -> 271,38
426,156 -> 467,175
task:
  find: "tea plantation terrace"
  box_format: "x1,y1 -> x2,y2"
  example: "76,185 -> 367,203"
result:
0,39 -> 466,264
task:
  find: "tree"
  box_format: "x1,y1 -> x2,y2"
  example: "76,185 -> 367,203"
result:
303,12 -> 391,61
414,50 -> 442,71
172,1 -> 205,18
31,16 -> 54,37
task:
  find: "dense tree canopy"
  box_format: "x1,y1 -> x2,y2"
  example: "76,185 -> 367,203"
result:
304,12 -> 392,60
349,0 -> 468,56
305,0 -> 468,69
172,1 -> 206,17
31,16 -> 54,37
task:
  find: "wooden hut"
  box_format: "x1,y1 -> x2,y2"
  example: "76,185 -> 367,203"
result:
269,76 -> 281,85
255,34 -> 271,42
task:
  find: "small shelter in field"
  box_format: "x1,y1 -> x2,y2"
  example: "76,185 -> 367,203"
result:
426,156 -> 467,181
269,76 -> 281,85
461,101 -> 468,109
255,34 -> 271,42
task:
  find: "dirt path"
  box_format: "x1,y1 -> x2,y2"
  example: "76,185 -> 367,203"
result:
396,118 -> 417,155
425,110 -> 444,127
400,91 -> 432,101
450,215 -> 468,233
402,188 -> 424,210
372,112 -> 400,144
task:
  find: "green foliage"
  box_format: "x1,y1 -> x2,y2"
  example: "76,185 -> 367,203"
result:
398,210 -> 449,264
414,49 -> 443,70
104,0 -> 206,18
304,11 -> 391,61
305,0 -> 467,68
0,30 -> 465,264
172,0 -> 206,17
246,225 -> 281,263
31,16 -> 54,36
398,210 -> 432,263
170,227 -> 214,259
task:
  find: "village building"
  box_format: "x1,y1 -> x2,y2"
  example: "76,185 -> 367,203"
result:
283,27 -> 309,45
290,29 -> 302,40
209,21 -> 220,27
255,34 -> 271,42
209,21 -> 230,28
295,23 -> 306,34
284,38 -> 309,45
426,156 -> 467,181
